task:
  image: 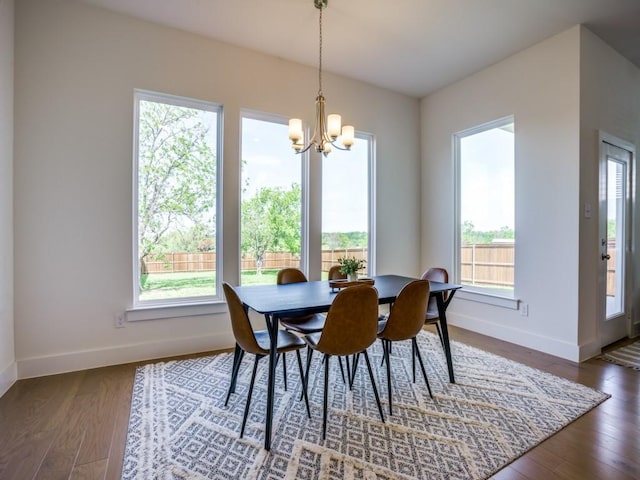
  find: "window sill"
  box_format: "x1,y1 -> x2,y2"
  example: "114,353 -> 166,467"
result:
456,289 -> 520,310
126,301 -> 228,322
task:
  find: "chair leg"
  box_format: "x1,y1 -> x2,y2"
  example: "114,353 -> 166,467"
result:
282,352 -> 288,391
384,340 -> 393,415
380,341 -> 394,367
295,349 -> 311,418
337,356 -> 346,384
302,347 -> 315,401
322,354 -> 330,440
412,337 -> 433,399
240,355 -> 261,438
345,355 -> 353,390
349,353 -> 360,389
226,344 -> 245,406
412,339 -> 416,383
362,350 -> 385,423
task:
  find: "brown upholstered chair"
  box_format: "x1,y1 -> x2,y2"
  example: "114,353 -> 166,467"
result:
223,282 -> 310,438
377,279 -> 433,415
277,268 -> 351,387
420,267 -> 449,349
277,268 -> 326,334
303,285 -> 385,439
327,265 -> 347,280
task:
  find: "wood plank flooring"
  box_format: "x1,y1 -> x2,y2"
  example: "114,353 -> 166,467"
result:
0,327 -> 637,480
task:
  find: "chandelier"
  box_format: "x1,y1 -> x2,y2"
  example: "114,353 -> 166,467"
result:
288,0 -> 355,156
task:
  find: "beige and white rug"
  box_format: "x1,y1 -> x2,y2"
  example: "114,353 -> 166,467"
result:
599,340 -> 640,370
122,332 -> 609,480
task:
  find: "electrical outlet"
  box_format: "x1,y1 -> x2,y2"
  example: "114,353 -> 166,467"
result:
114,313 -> 125,328
520,303 -> 529,317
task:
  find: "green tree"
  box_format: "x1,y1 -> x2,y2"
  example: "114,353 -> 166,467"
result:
241,184 -> 301,275
137,101 -> 216,275
321,231 -> 368,249
461,221 -> 514,244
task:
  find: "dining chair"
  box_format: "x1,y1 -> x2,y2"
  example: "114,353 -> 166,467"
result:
303,284 -> 385,439
277,268 -> 327,334
277,268 -> 351,386
420,267 -> 449,349
327,265 -> 347,280
377,279 -> 433,415
222,282 -> 310,438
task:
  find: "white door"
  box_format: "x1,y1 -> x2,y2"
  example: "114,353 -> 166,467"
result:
599,135 -> 633,347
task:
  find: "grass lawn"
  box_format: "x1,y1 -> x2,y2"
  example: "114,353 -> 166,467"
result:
139,270 -> 285,300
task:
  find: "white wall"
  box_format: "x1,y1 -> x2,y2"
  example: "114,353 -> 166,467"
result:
578,27 -> 640,346
0,0 -> 16,396
13,0 -> 421,378
421,27 -> 583,360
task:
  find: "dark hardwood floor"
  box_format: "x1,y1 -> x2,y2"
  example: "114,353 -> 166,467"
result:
0,326 -> 637,480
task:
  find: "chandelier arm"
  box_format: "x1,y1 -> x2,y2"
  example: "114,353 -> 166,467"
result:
327,140 -> 351,151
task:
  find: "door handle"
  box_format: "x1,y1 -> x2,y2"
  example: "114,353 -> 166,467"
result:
602,253 -> 611,260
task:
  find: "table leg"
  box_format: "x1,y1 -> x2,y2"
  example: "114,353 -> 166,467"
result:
436,292 -> 455,383
264,313 -> 277,450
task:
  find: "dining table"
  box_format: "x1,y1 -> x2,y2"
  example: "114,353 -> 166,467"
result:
232,273 -> 461,450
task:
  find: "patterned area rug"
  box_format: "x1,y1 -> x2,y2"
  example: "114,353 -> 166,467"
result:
122,332 -> 609,480
599,340 -> 640,370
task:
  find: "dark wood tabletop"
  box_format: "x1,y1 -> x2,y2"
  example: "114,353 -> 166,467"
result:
234,274 -> 461,316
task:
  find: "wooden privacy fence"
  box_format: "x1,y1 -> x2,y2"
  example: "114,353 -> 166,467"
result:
460,244 -> 514,288
143,248 -> 369,274
321,248 -> 368,274
142,244 -> 616,294
143,252 -> 216,273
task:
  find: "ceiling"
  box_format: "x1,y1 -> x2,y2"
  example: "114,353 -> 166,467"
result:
80,0 -> 640,98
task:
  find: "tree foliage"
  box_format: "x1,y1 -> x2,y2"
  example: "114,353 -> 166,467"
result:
137,101 -> 216,271
321,231 -> 368,249
461,220 -> 514,245
241,184 -> 301,275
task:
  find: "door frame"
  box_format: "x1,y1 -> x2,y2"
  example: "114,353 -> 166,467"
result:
598,131 -> 636,346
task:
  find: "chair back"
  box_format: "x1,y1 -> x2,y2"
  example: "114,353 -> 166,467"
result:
277,268 -> 307,285
327,265 -> 347,280
223,282 -> 264,355
317,285 -> 379,356
379,280 -> 430,341
421,267 -> 449,313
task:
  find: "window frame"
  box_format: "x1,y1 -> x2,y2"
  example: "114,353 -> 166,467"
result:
131,89 -> 224,312
239,109 -> 310,282
453,115 -> 516,303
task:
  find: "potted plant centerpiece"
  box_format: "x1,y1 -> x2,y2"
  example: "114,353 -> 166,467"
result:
337,256 -> 366,282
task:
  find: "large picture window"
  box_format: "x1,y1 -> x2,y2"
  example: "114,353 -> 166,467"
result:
133,90 -> 222,306
321,133 -> 375,277
240,112 -> 306,285
455,116 -> 515,296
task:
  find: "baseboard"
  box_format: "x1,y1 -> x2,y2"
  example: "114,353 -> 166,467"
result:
16,332 -> 235,379
577,338 -> 602,362
0,361 -> 17,398
449,313 -> 581,362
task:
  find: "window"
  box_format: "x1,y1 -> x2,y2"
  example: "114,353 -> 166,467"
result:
133,90 -> 222,307
455,116 -> 514,297
321,133 -> 375,277
240,112 -> 306,285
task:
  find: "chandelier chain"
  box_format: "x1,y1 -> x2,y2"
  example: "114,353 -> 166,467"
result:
318,4 -> 323,96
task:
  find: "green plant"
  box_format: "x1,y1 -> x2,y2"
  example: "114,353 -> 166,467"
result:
337,256 -> 366,275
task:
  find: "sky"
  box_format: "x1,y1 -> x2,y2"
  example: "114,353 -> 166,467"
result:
460,125 -> 514,232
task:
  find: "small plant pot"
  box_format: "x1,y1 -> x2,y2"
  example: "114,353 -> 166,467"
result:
347,272 -> 359,282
